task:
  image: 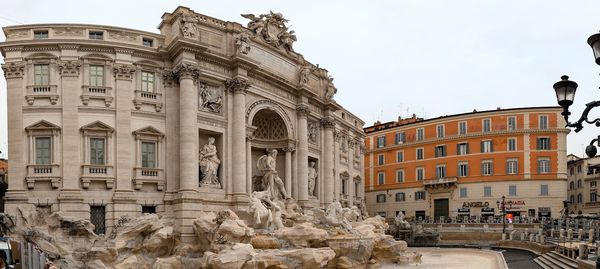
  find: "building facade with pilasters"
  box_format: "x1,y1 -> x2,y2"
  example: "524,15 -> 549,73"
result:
364,107 -> 568,222
0,6 -> 365,239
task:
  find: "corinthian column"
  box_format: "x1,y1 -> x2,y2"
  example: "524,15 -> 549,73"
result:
296,105 -> 309,203
174,63 -> 201,192
321,117 -> 336,205
225,78 -> 250,195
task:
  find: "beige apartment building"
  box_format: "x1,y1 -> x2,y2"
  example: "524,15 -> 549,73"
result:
0,6 -> 365,240
363,107 -> 569,221
567,154 -> 600,214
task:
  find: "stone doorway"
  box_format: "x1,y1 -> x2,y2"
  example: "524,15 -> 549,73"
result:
434,198 -> 449,221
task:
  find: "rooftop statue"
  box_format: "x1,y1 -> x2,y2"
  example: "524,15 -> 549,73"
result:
241,11 -> 297,52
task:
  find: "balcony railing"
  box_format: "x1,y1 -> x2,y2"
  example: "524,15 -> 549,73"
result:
423,177 -> 458,189
80,164 -> 114,189
81,85 -> 113,107
26,85 -> 58,105
133,90 -> 163,112
133,167 -> 164,191
26,164 -> 61,189
584,201 -> 600,208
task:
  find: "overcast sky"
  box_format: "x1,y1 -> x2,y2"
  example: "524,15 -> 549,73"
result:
1,0 -> 600,157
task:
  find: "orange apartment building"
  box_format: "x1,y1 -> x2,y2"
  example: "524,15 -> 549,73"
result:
363,107 -> 568,221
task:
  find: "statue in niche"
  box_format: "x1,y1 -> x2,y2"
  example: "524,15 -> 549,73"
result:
308,122 -> 319,143
199,137 -> 221,188
308,161 -> 318,197
181,14 -> 199,38
198,84 -> 222,113
257,149 -> 288,200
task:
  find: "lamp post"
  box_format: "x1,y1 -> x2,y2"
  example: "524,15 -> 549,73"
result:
496,195 -> 506,236
552,31 -> 600,269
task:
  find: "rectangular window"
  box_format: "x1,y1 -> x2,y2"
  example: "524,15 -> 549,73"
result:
509,185 -> 517,196
89,65 -> 104,87
506,159 -> 518,175
460,187 -> 467,198
34,64 -> 49,85
377,211 -> 387,217
396,170 -> 404,183
434,145 -> 446,157
481,161 -> 493,176
459,121 -> 467,135
376,194 -> 386,203
508,138 -> 517,151
395,192 -> 405,202
436,164 -> 446,179
395,132 -> 405,144
508,116 -> 516,130
142,37 -> 153,47
416,148 -> 424,160
481,140 -> 493,153
539,115 -> 548,129
437,124 -> 444,138
342,179 -> 347,194
578,165 -> 582,173
416,128 -> 424,141
540,184 -> 549,196
90,206 -> 106,235
35,137 -> 51,164
570,167 -> 574,176
141,142 -> 156,168
89,31 -> 104,40
415,191 -> 426,200
592,192 -> 598,203
538,159 -> 550,174
592,181 -> 597,188
458,162 -> 468,177
483,119 -> 491,133
378,154 -> 384,165
34,30 -> 49,39
416,167 -> 424,181
396,151 -> 404,162
484,186 -> 492,197
90,138 -> 106,165
537,137 -> 550,150
457,143 -> 469,155
377,172 -> 385,185
141,71 -> 155,92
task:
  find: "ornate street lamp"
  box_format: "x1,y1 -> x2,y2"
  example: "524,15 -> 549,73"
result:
496,195 -> 506,236
554,31 -> 600,268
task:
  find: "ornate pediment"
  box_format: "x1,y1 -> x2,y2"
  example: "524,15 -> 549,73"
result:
241,11 -> 297,52
132,126 -> 164,137
25,120 -> 60,131
340,171 -> 350,179
80,121 -> 114,133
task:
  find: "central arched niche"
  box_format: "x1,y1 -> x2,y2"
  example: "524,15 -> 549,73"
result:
250,108 -> 291,192
251,109 -> 288,140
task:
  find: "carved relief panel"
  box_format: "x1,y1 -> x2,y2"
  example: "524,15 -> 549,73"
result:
198,82 -> 223,114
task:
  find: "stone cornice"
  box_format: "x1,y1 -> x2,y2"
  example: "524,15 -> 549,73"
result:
57,60 -> 82,77
113,63 -> 135,80
225,77 -> 250,94
1,61 -> 26,79
114,48 -> 134,55
58,44 -> 79,50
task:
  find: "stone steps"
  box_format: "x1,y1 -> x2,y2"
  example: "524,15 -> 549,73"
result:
533,251 -> 577,269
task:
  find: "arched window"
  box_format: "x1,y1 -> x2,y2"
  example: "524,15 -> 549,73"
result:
569,181 -> 575,190
570,195 -> 575,203
577,193 -> 583,203
578,179 -> 583,188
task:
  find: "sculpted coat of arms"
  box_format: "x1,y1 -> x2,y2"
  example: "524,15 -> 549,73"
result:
241,11 -> 297,52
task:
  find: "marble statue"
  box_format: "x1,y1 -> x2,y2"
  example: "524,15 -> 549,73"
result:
308,161 -> 318,197
325,76 -> 337,100
234,32 -> 252,55
359,199 -> 369,220
248,191 -> 272,229
257,149 -> 288,200
198,83 -> 222,113
325,200 -> 353,231
342,206 -> 361,223
199,137 -> 221,187
181,14 -> 199,38
394,211 -> 411,230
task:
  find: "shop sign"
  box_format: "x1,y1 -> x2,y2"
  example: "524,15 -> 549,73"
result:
458,208 -> 470,213
462,201 -> 490,208
481,208 -> 495,213
505,200 -> 525,209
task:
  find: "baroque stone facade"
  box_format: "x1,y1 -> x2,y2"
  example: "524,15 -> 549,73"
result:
0,6 -> 365,240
